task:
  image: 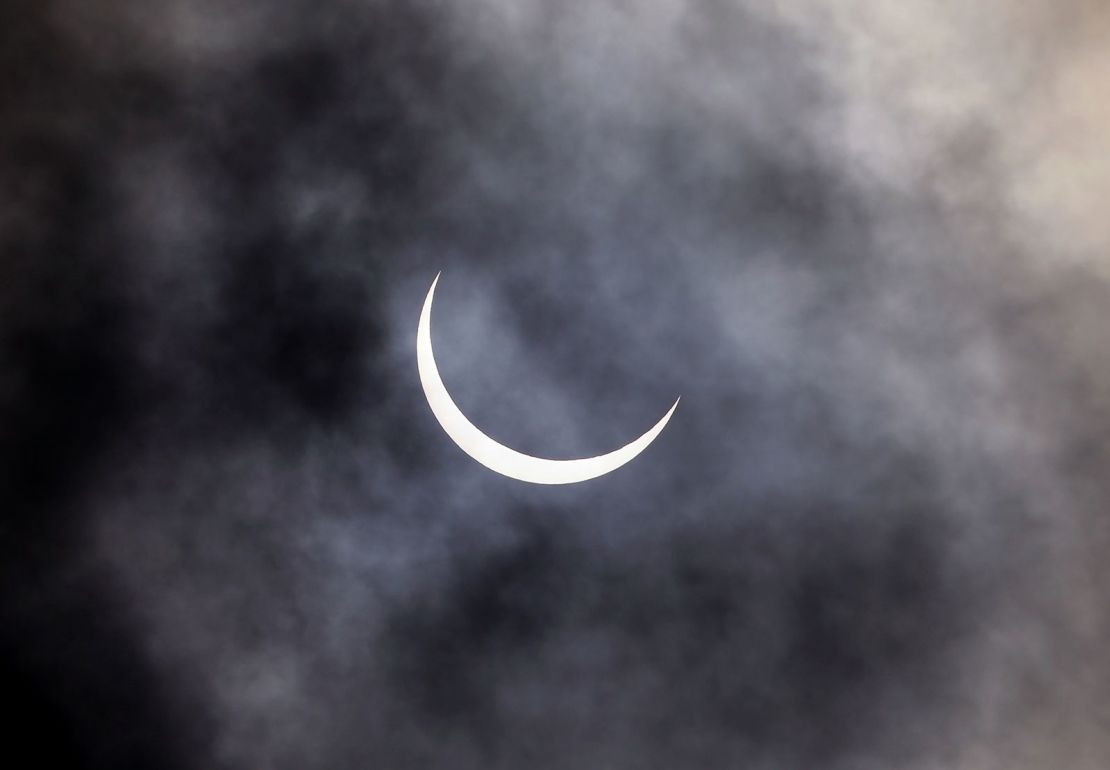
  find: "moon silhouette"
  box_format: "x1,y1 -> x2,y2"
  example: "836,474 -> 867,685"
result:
417,272 -> 680,485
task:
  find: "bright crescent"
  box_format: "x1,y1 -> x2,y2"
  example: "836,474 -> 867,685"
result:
417,273 -> 679,485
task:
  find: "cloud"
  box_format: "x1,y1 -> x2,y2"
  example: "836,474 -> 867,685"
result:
2,1 -> 1108,768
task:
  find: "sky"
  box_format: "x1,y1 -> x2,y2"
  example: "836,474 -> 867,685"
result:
2,0 -> 1109,767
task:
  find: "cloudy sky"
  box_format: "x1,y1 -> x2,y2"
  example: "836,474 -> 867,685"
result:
2,1 -> 1109,767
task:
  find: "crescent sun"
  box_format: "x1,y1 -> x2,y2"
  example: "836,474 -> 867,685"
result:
417,272 -> 680,485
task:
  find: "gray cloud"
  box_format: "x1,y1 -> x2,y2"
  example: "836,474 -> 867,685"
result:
2,0 -> 1108,767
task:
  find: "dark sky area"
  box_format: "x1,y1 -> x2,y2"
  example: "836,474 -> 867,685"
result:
2,1 -> 1109,768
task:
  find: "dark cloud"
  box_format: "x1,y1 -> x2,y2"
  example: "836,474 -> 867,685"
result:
2,1 -> 1109,768
0,133 -> 142,535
